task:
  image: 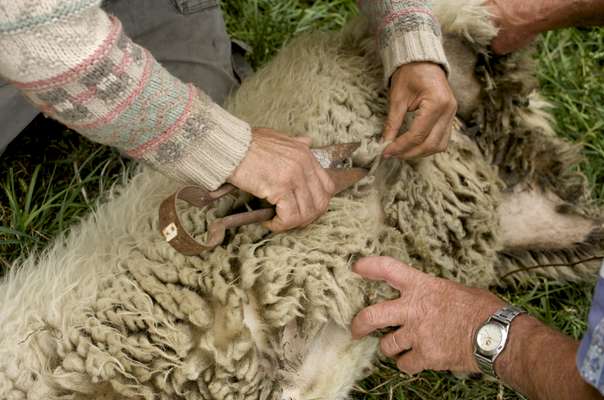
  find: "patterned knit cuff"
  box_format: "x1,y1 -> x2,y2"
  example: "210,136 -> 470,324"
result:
2,10 -> 251,191
381,30 -> 450,86
145,97 -> 252,191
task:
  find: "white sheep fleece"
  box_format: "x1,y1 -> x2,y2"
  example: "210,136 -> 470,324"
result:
1,1 -> 600,399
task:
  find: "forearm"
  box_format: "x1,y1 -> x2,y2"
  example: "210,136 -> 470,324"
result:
0,0 -> 250,190
494,0 -> 604,37
495,315 -> 601,400
537,0 -> 604,29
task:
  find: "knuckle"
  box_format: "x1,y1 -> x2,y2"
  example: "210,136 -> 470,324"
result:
436,142 -> 449,153
296,141 -> 311,153
384,118 -> 394,129
283,205 -> 301,223
318,194 -> 330,213
437,88 -> 453,103
384,118 -> 399,134
408,134 -> 426,147
304,205 -> 318,221
277,214 -> 293,228
382,259 -> 401,281
297,150 -> 311,164
325,178 -> 336,195
380,334 -> 396,356
359,307 -> 378,327
425,138 -> 443,154
448,96 -> 458,112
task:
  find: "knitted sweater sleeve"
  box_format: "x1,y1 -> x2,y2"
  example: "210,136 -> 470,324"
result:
0,0 -> 251,190
358,0 -> 450,85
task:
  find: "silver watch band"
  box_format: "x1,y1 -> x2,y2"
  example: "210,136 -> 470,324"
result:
475,352 -> 497,377
492,306 -> 525,325
474,305 -> 526,378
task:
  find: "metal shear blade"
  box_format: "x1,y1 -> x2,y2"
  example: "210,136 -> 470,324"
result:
311,142 -> 361,169
158,142 -> 368,255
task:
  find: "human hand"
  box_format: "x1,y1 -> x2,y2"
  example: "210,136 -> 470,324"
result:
487,0 -> 538,54
351,256 -> 505,375
227,127 -> 336,232
382,62 -> 457,159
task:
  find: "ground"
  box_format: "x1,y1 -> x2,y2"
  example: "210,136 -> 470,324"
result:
0,1 -> 603,399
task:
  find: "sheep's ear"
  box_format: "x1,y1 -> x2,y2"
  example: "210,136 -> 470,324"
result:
498,183 -> 603,251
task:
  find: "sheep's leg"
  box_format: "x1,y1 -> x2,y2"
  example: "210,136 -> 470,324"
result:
498,184 -> 603,251
279,320 -> 378,400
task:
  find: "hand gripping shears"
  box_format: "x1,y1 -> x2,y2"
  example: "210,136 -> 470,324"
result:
158,142 -> 367,255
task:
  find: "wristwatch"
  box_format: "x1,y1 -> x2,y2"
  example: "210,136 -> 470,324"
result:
473,305 -> 526,378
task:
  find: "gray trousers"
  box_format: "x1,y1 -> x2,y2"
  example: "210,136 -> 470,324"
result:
0,0 -> 244,154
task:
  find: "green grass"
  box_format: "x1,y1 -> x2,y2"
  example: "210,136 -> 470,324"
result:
0,119 -> 130,269
0,1 -> 603,398
222,0 -> 358,68
538,28 -> 604,200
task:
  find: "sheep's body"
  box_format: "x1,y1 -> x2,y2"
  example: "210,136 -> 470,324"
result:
1,1 -> 602,399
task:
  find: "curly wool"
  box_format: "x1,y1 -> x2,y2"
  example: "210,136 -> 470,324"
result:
1,0 -> 602,399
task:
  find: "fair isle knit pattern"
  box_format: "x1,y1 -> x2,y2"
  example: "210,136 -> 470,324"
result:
358,0 -> 449,84
0,0 -> 447,189
0,0 -> 251,190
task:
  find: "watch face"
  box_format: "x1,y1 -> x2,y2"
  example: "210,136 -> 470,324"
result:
477,323 -> 503,353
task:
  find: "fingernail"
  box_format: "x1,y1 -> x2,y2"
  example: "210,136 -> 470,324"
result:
383,153 -> 392,159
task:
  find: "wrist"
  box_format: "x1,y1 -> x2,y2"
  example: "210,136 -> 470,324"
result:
465,290 -> 507,373
381,30 -> 449,87
493,313 -> 538,372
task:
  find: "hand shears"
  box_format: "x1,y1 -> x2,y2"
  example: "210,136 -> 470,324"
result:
158,142 -> 367,255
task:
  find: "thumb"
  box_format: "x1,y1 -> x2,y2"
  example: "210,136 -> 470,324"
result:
383,102 -> 407,143
262,217 -> 285,233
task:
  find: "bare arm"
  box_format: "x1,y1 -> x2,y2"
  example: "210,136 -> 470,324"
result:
350,257 -> 603,400
535,0 -> 604,29
496,314 -> 601,400
489,0 -> 604,54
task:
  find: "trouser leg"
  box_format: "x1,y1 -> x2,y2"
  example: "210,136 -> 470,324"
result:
0,82 -> 38,156
0,0 -> 239,156
103,0 -> 239,105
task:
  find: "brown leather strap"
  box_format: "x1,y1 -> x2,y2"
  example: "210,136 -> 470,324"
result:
158,184 -> 232,255
158,167 -> 368,256
158,184 -> 275,256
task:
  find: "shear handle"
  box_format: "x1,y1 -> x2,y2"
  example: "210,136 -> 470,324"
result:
158,167 -> 368,255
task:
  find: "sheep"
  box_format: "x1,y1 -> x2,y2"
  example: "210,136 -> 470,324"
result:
1,0 -> 602,399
